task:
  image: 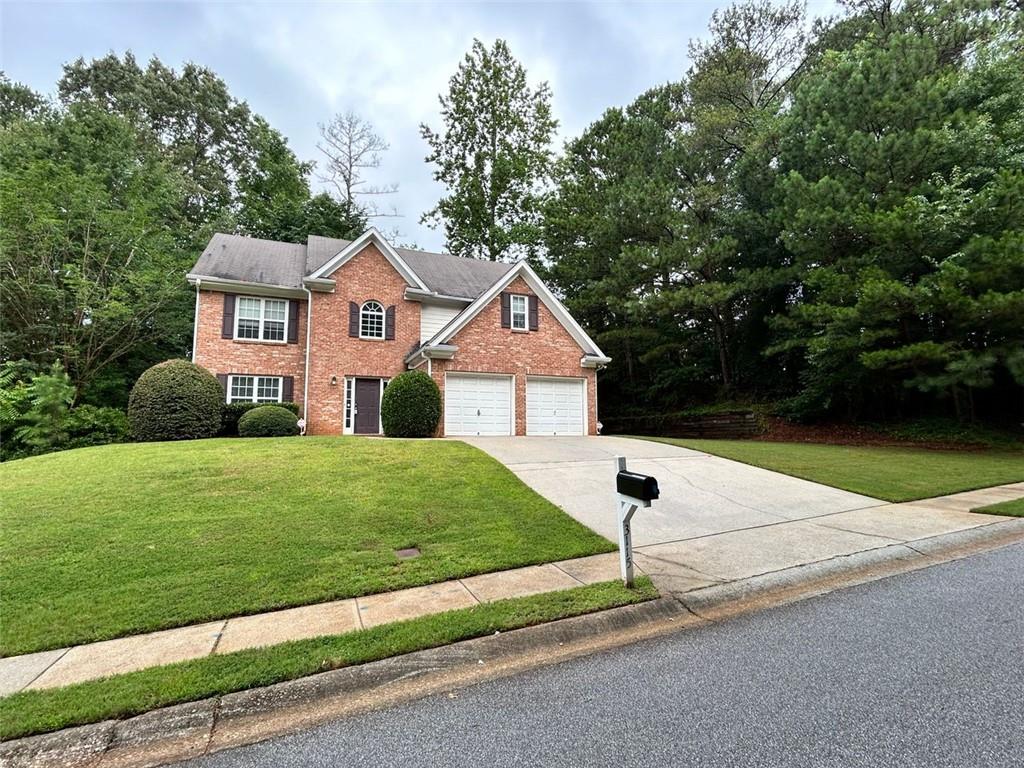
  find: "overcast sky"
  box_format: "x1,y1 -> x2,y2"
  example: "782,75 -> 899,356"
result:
2,1 -> 837,251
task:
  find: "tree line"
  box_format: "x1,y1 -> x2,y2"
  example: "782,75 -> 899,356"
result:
1,0 -> 1022,434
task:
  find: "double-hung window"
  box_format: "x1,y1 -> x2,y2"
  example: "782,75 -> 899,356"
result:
228,375 -> 282,403
510,294 -> 528,331
236,297 -> 286,342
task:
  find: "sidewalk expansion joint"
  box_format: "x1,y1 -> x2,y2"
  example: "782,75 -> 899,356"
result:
550,562 -> 588,586
22,647 -> 71,692
208,620 -> 229,656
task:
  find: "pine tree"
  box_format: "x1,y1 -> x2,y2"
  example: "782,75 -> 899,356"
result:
421,39 -> 557,261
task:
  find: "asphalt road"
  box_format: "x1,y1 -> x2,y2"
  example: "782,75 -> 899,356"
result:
185,543 -> 1024,768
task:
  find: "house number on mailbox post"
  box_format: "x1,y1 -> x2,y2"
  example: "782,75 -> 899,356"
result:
615,456 -> 660,587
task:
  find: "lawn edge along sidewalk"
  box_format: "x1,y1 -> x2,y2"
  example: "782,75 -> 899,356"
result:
4,520 -> 1023,768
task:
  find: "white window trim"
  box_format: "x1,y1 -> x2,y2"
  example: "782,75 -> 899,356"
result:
226,374 -> 284,404
234,296 -> 288,344
510,294 -> 528,332
359,300 -> 386,341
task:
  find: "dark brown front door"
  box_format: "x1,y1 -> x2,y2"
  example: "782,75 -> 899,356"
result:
354,378 -> 380,434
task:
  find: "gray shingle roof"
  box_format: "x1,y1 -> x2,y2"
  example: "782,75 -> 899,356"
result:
190,234 -> 307,288
191,232 -> 513,300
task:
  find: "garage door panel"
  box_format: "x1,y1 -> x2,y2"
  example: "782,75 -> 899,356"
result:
445,374 -> 513,436
526,377 -> 585,436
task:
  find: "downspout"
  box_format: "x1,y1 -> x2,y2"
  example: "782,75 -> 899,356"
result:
302,286 -> 313,432
191,279 -> 201,363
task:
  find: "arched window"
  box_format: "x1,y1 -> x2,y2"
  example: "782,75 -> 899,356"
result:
359,300 -> 385,339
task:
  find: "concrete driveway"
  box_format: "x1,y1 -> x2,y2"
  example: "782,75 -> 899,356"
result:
460,436 -> 1023,595
460,436 -> 885,547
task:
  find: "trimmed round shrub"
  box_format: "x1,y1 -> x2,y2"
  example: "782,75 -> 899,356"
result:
238,405 -> 300,437
128,360 -> 224,442
221,400 -> 300,436
381,370 -> 441,438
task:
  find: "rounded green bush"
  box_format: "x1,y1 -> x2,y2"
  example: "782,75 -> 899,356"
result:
381,370 -> 441,438
128,360 -> 224,442
237,405 -> 300,437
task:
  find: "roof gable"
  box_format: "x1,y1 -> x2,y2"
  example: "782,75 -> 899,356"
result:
419,261 -> 607,358
308,228 -> 427,290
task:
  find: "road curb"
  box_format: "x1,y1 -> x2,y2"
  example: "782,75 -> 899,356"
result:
675,518 -> 1024,621
0,598 -> 691,768
3,519 -> 1023,768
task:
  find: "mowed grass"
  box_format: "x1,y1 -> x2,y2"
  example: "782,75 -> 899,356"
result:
630,437 -> 1024,502
972,498 -> 1024,517
0,578 -> 657,741
0,437 -> 613,656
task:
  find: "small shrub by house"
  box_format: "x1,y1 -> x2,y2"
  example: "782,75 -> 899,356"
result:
222,401 -> 300,436
381,370 -> 441,438
237,405 -> 300,437
128,360 -> 223,442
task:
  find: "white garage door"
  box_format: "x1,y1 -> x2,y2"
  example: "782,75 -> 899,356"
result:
445,374 -> 513,436
526,377 -> 585,436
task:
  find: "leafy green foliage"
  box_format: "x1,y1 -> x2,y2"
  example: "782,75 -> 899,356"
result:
221,400 -> 300,436
2,57 -> 357,409
127,360 -> 224,442
544,0 -> 1023,427
237,405 -> 300,437
421,39 -> 557,261
381,370 -> 442,437
64,405 -> 130,449
0,362 -> 128,460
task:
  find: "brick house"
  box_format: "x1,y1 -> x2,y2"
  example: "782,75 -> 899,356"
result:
188,228 -> 610,436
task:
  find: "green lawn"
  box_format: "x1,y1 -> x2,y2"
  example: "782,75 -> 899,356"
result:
0,578 -> 657,741
630,437 -> 1024,502
972,498 -> 1024,517
0,437 -> 613,656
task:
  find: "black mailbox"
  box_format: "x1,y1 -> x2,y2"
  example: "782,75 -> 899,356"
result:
616,470 -> 660,501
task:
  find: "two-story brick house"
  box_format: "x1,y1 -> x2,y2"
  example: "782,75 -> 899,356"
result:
188,228 -> 610,436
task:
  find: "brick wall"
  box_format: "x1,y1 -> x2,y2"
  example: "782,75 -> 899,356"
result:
430,276 -> 598,436
193,289 -> 307,408
194,254 -> 600,437
305,243 -> 421,434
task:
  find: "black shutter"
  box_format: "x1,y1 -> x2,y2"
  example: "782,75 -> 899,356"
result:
221,294 -> 235,338
216,373 -> 228,396
385,305 -> 395,340
528,295 -> 539,331
282,376 -> 294,402
287,299 -> 299,344
349,301 -> 359,337
500,292 -> 511,328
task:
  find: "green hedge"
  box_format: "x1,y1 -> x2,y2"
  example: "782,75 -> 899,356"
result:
237,405 -> 300,437
128,360 -> 224,442
381,370 -> 441,437
221,401 -> 299,436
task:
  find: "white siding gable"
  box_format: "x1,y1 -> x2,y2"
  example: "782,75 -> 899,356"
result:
420,303 -> 460,343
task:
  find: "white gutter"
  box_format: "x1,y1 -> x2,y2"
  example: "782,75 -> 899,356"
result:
302,285 -> 313,431
191,278 -> 201,363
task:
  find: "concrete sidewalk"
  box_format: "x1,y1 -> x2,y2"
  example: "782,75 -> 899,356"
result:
633,483 -> 1024,594
3,478 -> 1021,700
0,553 -> 625,697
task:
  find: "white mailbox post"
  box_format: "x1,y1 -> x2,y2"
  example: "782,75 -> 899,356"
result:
614,455 -> 660,587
